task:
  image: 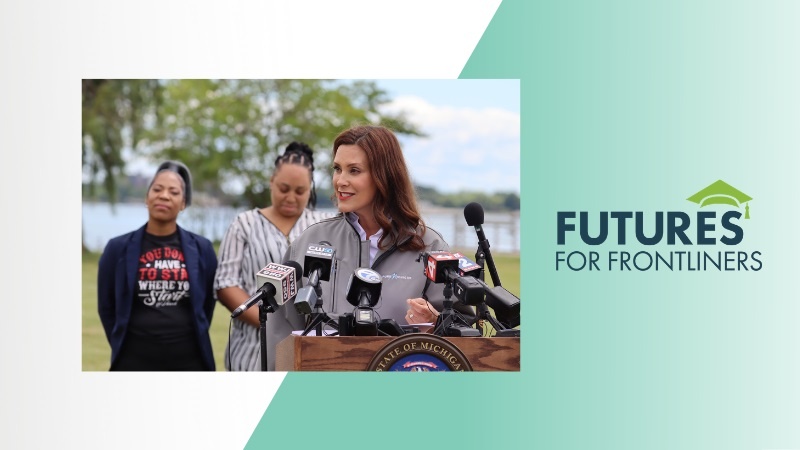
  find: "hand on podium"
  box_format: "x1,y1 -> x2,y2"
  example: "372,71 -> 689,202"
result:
405,298 -> 438,332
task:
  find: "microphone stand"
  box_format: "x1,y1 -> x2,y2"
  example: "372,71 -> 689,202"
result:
476,226 -> 502,288
301,302 -> 339,336
300,281 -> 338,336
433,280 -> 480,337
258,296 -> 278,371
475,248 -> 519,338
474,250 -> 487,336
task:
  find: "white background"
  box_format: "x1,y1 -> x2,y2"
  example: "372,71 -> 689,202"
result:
0,1 -> 501,448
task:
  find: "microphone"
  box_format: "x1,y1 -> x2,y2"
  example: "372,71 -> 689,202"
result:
293,285 -> 317,315
452,252 -> 482,278
345,268 -> 382,336
284,259 -> 315,316
294,243 -> 335,315
282,259 -> 308,314
231,262 -> 298,318
423,251 -> 460,284
304,243 -> 334,280
484,285 -> 520,328
464,202 -> 502,287
452,275 -> 485,306
466,277 -> 520,329
282,260 -> 304,289
420,251 -> 482,338
345,268 -> 382,307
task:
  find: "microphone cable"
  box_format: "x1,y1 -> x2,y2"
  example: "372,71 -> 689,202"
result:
423,299 -> 438,323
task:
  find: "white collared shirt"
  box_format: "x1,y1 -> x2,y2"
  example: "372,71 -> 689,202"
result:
345,213 -> 383,266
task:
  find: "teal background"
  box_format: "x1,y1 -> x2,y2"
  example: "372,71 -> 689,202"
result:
247,1 -> 799,449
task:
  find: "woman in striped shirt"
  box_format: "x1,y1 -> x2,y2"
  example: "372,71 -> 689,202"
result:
214,142 -> 334,370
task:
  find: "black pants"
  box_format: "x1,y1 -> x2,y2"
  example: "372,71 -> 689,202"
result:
111,333 -> 208,371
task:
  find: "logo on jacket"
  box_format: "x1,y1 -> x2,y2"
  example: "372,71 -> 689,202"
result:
383,272 -> 412,280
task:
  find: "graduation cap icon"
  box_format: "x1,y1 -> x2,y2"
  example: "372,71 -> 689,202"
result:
687,180 -> 752,219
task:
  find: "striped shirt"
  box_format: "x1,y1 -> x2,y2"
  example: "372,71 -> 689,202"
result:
214,208 -> 334,371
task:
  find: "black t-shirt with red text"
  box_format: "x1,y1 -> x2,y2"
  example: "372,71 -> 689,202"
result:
115,231 -> 203,370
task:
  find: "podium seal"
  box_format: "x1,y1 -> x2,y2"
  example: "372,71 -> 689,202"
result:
366,333 -> 473,372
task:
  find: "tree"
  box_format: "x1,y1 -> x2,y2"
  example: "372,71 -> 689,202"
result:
82,79 -> 423,208
142,79 -> 423,207
414,185 -> 520,211
82,80 -> 163,252
82,79 -> 162,206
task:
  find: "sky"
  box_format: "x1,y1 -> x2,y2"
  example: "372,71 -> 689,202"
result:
372,79 -> 520,194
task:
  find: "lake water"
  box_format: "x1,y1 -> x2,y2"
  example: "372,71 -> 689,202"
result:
81,202 -> 520,254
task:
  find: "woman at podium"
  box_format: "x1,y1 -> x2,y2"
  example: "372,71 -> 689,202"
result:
272,125 -> 475,370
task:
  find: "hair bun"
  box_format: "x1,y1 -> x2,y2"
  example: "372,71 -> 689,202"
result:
284,141 -> 314,166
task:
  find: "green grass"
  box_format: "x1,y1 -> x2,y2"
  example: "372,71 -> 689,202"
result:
82,249 -> 520,371
452,248 -> 520,297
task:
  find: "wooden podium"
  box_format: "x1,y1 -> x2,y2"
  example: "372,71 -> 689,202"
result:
275,334 -> 520,371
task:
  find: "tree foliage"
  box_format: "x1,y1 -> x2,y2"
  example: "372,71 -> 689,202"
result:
415,185 -> 520,212
82,79 -> 162,205
82,79 -> 423,209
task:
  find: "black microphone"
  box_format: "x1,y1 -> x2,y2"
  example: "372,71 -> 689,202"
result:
419,251 -> 482,338
422,251 -> 460,284
231,262 -> 298,318
485,286 -> 520,328
345,268 -> 382,307
452,275 -> 485,306
464,202 -> 502,287
345,268 -> 382,336
303,242 -> 335,283
295,244 -> 335,315
469,277 -> 520,328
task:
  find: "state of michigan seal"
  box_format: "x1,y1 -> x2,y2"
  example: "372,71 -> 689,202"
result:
366,334 -> 473,372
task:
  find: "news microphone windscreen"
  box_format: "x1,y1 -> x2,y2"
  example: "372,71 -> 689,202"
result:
424,251 -> 459,283
303,243 -> 335,281
282,260 -> 304,288
464,202 -> 484,227
346,268 -> 382,307
255,262 -> 296,305
452,252 -> 482,277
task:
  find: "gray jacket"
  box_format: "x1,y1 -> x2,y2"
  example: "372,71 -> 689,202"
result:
262,213 -> 475,370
